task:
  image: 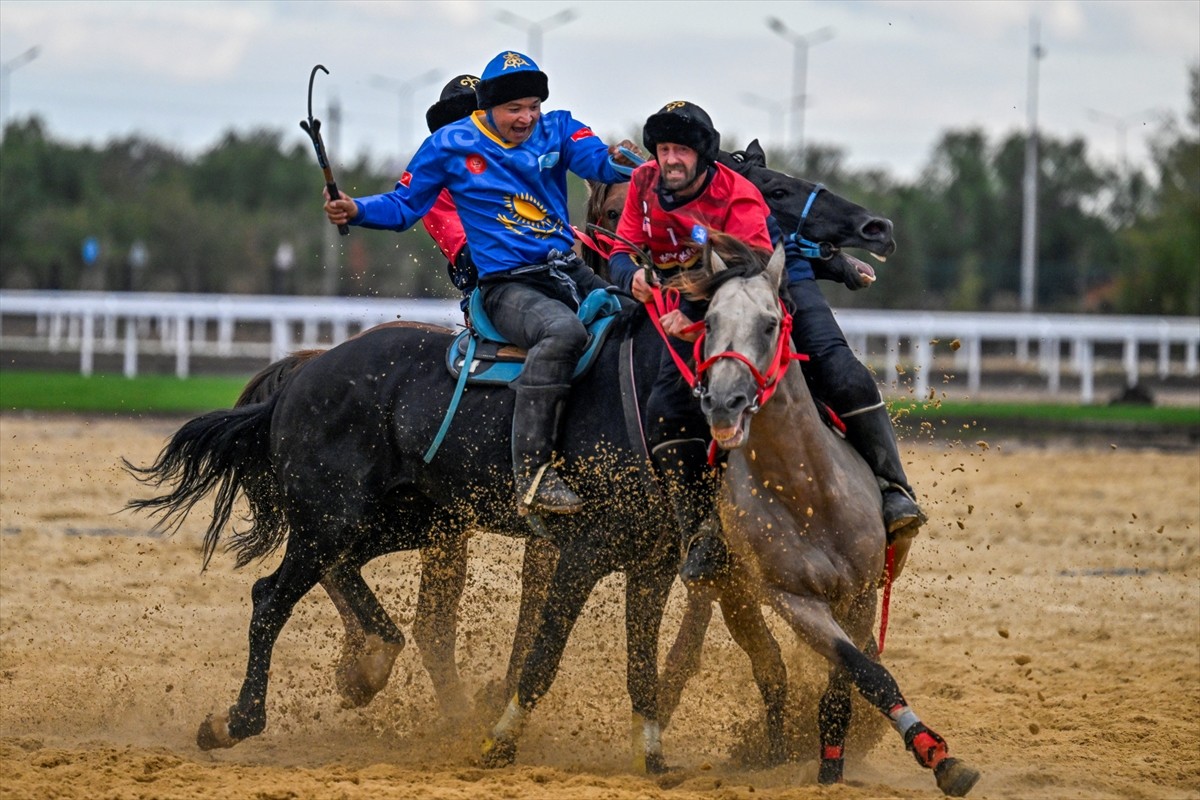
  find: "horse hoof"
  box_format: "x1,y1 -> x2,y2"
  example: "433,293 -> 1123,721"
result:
935,757 -> 981,797
643,751 -> 668,775
817,758 -> 844,784
196,711 -> 238,751
336,633 -> 404,708
480,735 -> 517,768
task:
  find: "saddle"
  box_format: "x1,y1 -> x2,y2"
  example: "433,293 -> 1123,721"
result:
425,287 -> 623,464
444,287 -> 624,385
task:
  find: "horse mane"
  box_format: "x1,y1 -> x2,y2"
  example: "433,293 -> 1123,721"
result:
669,231 -> 770,301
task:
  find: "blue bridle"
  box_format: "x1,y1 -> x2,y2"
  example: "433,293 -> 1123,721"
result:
789,183 -> 835,261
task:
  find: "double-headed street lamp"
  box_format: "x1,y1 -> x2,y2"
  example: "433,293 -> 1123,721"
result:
765,19 -> 833,169
371,69 -> 441,159
495,9 -> 578,64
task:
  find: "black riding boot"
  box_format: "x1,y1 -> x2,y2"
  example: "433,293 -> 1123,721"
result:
512,384 -> 584,516
841,403 -> 927,537
651,438 -> 728,585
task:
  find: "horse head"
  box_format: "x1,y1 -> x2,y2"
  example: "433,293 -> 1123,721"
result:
675,234 -> 790,450
717,140 -> 895,288
580,180 -> 630,280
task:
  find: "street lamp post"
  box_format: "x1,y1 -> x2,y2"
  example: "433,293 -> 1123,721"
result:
371,69 -> 441,160
765,19 -> 833,170
1,46 -> 39,135
1019,17 -> 1045,315
495,9 -> 577,63
740,92 -> 785,149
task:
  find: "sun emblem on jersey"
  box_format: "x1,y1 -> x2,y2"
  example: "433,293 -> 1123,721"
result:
497,192 -> 564,238
664,101 -> 687,111
501,52 -> 530,70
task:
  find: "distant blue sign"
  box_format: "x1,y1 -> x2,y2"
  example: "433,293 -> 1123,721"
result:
82,236 -> 100,267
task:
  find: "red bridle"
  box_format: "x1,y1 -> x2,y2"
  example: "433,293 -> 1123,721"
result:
688,296 -> 808,410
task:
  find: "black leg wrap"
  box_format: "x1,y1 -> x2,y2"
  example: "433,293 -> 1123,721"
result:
834,639 -> 905,712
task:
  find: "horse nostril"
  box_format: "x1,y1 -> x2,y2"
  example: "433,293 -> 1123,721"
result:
860,217 -> 894,241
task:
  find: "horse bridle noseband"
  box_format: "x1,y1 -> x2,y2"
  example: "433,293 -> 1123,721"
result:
690,298 -> 808,413
789,183 -> 838,261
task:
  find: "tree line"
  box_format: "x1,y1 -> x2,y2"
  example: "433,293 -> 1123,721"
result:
1,65 -> 1195,315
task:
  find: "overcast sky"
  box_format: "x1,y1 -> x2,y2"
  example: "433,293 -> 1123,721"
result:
1,0 -> 1196,182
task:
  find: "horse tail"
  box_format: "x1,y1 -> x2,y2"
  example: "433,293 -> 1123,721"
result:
236,349 -> 324,406
124,395 -> 282,571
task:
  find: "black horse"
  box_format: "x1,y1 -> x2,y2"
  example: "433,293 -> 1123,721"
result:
125,151 -> 896,771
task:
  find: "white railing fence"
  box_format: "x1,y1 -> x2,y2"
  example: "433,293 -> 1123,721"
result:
2,290 -> 1198,405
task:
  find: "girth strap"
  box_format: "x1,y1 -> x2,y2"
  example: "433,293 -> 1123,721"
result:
424,333 -> 477,464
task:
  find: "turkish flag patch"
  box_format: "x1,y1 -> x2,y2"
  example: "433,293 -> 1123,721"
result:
570,127 -> 594,141
399,171 -> 413,187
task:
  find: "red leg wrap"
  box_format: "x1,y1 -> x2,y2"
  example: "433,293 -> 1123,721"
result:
821,744 -> 844,761
908,728 -> 949,770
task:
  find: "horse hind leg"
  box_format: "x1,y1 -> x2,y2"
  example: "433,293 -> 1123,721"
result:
322,563 -> 406,709
197,546 -> 324,750
482,546 -> 606,769
770,591 -> 981,797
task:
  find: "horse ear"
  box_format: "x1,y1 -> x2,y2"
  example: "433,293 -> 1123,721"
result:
710,248 -> 729,274
745,140 -> 767,166
765,243 -> 786,288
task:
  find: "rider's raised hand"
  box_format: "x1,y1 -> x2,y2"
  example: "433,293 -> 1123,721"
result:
323,187 -> 359,227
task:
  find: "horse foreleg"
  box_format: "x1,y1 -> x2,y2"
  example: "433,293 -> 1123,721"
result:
481,545 -> 603,768
768,591 -> 980,797
624,558 -> 676,774
414,532 -> 470,719
197,547 -> 323,750
717,578 -> 789,767
322,563 -> 406,709
658,586 -> 715,728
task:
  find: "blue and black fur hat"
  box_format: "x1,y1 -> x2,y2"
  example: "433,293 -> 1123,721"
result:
475,51 -> 548,109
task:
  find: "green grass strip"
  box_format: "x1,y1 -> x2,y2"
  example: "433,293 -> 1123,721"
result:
891,399 -> 1199,427
0,370 -> 249,413
1,369 -> 1197,425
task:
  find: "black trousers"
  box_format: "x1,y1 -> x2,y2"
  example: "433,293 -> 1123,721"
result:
480,255 -> 611,389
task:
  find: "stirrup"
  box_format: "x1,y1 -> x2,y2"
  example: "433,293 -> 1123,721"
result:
883,485 -> 926,537
679,531 -> 729,586
517,464 -> 584,516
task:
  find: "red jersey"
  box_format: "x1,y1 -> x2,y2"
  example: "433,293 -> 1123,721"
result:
420,189 -> 468,263
610,161 -> 772,271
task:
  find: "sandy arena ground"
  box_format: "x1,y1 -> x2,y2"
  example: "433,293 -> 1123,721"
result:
0,412 -> 1197,800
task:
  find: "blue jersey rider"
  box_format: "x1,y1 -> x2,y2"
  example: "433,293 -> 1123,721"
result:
324,50 -> 641,517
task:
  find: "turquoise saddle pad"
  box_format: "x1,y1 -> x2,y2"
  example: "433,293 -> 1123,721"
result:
445,288 -> 623,385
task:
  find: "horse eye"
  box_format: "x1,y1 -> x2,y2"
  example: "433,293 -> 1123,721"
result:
606,210 -> 620,221
768,188 -> 788,200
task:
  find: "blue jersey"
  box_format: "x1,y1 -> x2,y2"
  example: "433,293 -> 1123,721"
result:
352,109 -> 626,279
